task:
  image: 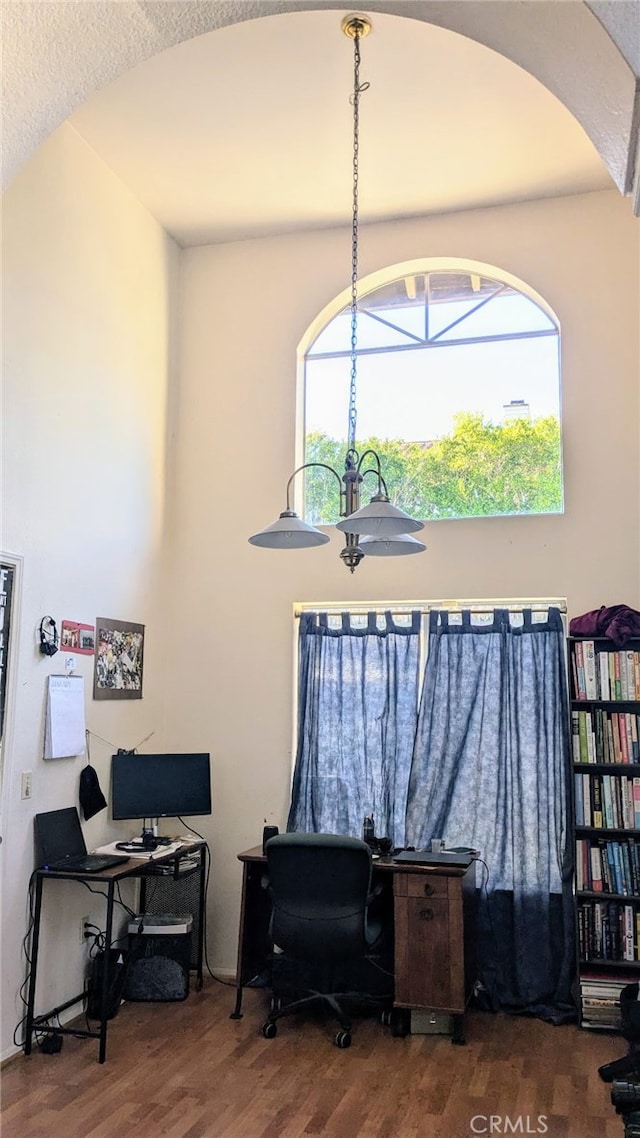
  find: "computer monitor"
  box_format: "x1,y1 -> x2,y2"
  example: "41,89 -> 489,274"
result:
111,752 -> 211,835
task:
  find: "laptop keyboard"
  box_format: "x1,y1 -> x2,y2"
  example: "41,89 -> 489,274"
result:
49,854 -> 129,872
392,850 -> 474,867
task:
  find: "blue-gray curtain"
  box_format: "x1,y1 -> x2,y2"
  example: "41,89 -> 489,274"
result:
287,611 -> 420,847
405,607 -> 576,1022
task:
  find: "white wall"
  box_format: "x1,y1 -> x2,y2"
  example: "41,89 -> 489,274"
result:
1,123 -> 179,1060
2,136 -> 638,1062
171,189 -> 639,975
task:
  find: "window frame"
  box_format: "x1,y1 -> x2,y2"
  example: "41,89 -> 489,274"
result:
296,257 -> 562,523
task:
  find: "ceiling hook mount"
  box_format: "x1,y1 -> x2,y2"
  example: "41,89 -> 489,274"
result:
341,15 -> 372,40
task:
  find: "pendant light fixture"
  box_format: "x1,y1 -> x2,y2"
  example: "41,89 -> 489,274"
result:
249,14 -> 426,573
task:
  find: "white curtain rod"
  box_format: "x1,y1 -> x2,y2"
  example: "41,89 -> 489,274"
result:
294,598 -> 567,618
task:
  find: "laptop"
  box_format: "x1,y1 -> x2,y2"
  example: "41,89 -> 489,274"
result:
392,849 -> 475,868
34,807 -> 130,873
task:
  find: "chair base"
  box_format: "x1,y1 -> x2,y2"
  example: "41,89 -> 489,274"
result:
263,993 -> 353,1048
262,987 -> 391,1048
599,1047 -> 640,1083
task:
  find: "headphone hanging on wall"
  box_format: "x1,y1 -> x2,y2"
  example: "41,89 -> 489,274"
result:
39,616 -> 59,657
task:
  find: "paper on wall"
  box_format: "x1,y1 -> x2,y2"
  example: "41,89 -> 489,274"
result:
43,674 -> 86,759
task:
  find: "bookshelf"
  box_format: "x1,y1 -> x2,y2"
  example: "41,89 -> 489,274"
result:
569,634 -> 640,1030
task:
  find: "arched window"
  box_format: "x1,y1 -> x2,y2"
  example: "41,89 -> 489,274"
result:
301,261 -> 562,523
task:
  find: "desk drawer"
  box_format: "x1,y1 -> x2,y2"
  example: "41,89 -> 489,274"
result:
393,895 -> 461,1009
395,872 -> 449,900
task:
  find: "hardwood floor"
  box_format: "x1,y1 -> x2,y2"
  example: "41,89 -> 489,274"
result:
1,981 -> 628,1138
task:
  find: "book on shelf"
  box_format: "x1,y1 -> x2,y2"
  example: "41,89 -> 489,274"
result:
610,842 -> 619,892
581,1008 -> 623,1030
571,711 -> 580,763
575,776 -> 640,831
613,653 -> 621,701
598,775 -> 609,827
590,847 -> 603,892
592,773 -> 601,828
570,636 -> 640,1031
624,905 -> 635,961
580,970 -> 631,1028
574,773 -> 584,828
578,897 -> 640,960
584,641 -> 598,699
584,772 -> 592,826
581,971 -> 637,996
573,641 -> 587,700
599,652 -> 611,701
571,708 -> 640,764
570,639 -> 640,703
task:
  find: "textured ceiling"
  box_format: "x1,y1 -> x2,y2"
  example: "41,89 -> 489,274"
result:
66,10 -> 613,246
2,1 -> 633,231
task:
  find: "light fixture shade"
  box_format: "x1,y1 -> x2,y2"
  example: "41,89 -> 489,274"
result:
335,499 -> 424,537
248,511 -> 330,549
360,533 -> 427,557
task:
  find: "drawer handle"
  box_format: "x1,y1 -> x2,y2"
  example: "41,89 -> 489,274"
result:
419,908 -> 434,921
423,883 -> 434,897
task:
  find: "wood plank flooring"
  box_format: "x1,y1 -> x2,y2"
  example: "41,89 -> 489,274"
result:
1,981 -> 628,1138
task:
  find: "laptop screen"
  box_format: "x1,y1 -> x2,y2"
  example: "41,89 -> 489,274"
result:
34,807 -> 88,866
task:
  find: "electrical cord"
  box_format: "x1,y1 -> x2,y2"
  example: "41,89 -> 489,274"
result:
82,924 -> 132,1026
13,871 -> 39,1048
16,824 -> 230,1049
14,871 -> 136,1047
175,820 -> 235,988
14,872 -> 87,1050
78,878 -> 137,919
470,856 -> 501,1010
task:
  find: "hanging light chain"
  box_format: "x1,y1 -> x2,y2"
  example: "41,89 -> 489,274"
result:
347,21 -> 369,457
248,15 -> 425,569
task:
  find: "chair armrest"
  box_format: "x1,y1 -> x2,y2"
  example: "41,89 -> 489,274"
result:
367,881 -> 384,905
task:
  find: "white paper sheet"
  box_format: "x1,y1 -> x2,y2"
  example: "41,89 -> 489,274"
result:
43,674 -> 86,759
92,840 -> 185,859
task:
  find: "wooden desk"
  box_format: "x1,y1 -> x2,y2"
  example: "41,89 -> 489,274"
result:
24,841 -> 206,1063
232,846 -> 477,1042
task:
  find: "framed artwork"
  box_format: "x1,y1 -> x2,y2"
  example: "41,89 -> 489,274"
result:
0,558 -> 18,743
93,617 -> 145,700
61,619 -> 95,655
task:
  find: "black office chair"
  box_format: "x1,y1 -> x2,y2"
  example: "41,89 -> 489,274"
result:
261,832 -> 389,1048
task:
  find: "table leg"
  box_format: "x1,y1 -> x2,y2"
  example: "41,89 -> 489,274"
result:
98,880 -> 116,1063
24,874 -> 44,1056
230,985 -> 244,1019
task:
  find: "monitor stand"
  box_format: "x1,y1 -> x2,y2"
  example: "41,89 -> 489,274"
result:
118,825 -> 174,853
137,825 -> 174,850
115,823 -> 175,855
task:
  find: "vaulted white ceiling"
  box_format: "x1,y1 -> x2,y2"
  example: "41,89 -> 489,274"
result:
4,3 -> 639,242
66,10 -> 612,246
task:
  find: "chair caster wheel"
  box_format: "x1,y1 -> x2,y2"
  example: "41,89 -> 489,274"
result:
270,996 -> 282,1014
380,1010 -> 392,1026
262,1021 -> 277,1039
335,1030 -> 351,1049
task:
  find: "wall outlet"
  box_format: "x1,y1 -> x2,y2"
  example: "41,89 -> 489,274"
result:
80,916 -> 91,945
21,771 -> 33,800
